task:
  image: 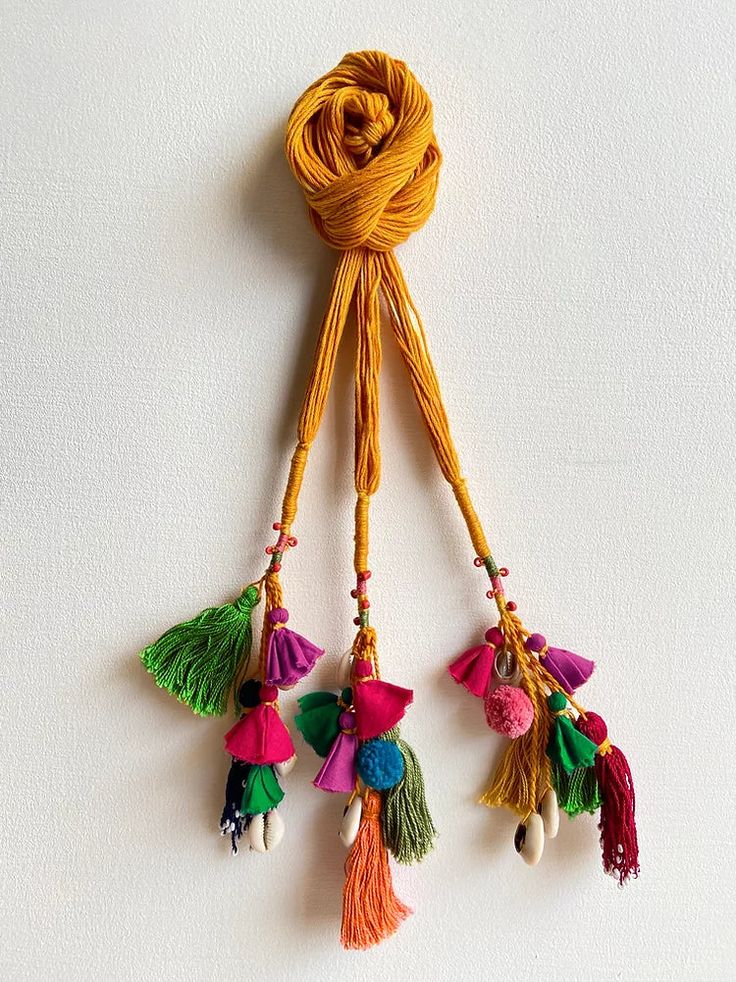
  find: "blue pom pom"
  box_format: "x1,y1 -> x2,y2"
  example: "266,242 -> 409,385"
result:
357,739 -> 405,790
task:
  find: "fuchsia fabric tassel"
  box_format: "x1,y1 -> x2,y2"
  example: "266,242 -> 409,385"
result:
448,627 -> 503,698
265,607 -> 324,687
353,679 -> 413,740
576,712 -> 639,885
313,714 -> 359,793
525,633 -> 595,692
224,687 -> 295,764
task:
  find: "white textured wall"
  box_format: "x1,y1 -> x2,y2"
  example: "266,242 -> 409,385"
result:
3,2 -> 735,980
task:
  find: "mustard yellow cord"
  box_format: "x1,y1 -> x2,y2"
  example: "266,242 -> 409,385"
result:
277,49 -> 491,608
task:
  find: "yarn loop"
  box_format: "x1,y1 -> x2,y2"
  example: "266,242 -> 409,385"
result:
286,50 -> 441,251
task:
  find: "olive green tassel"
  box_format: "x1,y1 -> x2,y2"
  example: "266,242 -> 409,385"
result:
551,761 -> 602,817
140,584 -> 260,717
379,728 -> 437,864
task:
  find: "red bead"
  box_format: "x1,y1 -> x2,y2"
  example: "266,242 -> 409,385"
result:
271,562 -> 281,572
362,570 -> 372,580
265,545 -> 274,555
500,567 -> 509,577
486,590 -> 496,599
360,600 -> 370,610
288,536 -> 298,547
272,522 -> 281,531
506,601 -> 517,611
260,684 -> 278,702
474,557 -> 484,568
350,589 -> 358,599
353,616 -> 361,625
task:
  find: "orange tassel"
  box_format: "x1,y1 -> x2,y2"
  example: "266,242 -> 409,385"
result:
340,790 -> 411,950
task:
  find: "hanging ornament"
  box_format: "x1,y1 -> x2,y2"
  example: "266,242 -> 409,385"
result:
141,48 -> 638,947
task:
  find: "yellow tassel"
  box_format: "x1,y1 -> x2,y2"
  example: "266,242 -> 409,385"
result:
341,790 -> 411,950
480,608 -> 552,814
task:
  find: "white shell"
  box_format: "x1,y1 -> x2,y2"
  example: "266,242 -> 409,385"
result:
336,649 -> 353,688
274,754 -> 297,777
339,796 -> 363,849
249,810 -> 285,853
516,812 -> 545,867
541,788 -> 559,839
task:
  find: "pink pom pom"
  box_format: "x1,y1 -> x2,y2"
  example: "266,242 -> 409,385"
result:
484,685 -> 534,739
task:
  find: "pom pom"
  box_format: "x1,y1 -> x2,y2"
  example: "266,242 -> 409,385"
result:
357,739 -> 405,790
238,678 -> 262,708
484,684 -> 535,738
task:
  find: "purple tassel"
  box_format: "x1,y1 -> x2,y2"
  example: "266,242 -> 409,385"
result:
313,712 -> 358,793
265,608 -> 324,687
525,633 -> 595,691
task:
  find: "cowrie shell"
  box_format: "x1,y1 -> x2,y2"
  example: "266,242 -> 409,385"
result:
541,788 -> 559,839
339,796 -> 362,849
274,755 -> 297,777
249,810 -> 285,853
514,812 -> 544,867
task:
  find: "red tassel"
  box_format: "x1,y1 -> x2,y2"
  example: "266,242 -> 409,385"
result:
576,712 -> 639,884
340,790 -> 411,949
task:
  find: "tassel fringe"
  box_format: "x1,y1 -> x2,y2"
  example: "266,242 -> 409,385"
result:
341,790 -> 411,950
380,729 -> 437,864
140,585 -> 260,717
551,761 -> 602,817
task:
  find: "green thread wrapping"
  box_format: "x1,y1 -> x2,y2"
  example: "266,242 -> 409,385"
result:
241,765 -> 284,815
552,761 -> 602,817
483,555 -> 500,578
379,727 -> 437,864
140,584 -> 260,717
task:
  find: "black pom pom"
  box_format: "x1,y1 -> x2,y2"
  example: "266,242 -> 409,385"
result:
238,678 -> 262,708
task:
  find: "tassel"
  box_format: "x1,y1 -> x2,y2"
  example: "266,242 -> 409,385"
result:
265,608 -> 324,687
294,689 -> 350,757
448,629 -> 500,697
241,764 -> 285,814
379,729 -> 437,864
224,686 -> 295,764
480,667 -> 551,816
546,692 -> 598,773
576,712 -> 639,884
352,678 -> 413,739
313,712 -> 358,792
340,790 -> 411,950
551,761 -> 602,817
525,633 -> 595,692
140,584 -> 260,716
219,757 -> 251,853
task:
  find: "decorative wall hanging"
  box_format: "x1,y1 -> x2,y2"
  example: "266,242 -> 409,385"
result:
140,47 -> 637,953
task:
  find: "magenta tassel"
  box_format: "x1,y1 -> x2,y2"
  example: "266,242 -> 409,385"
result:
313,731 -> 358,792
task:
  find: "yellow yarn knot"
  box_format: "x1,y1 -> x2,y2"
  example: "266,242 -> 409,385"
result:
598,737 -> 613,756
286,50 -> 441,251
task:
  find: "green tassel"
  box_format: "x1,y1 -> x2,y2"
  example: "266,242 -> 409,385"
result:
140,584 -> 260,717
552,761 -> 602,817
295,688 -> 351,757
241,765 -> 284,815
379,728 -> 437,864
546,693 -> 598,773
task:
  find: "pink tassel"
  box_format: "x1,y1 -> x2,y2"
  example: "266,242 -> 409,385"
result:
314,719 -> 358,792
353,679 -> 413,740
224,691 -> 295,764
448,628 -> 502,697
265,607 -> 324,687
525,633 -> 595,691
576,712 -> 639,885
